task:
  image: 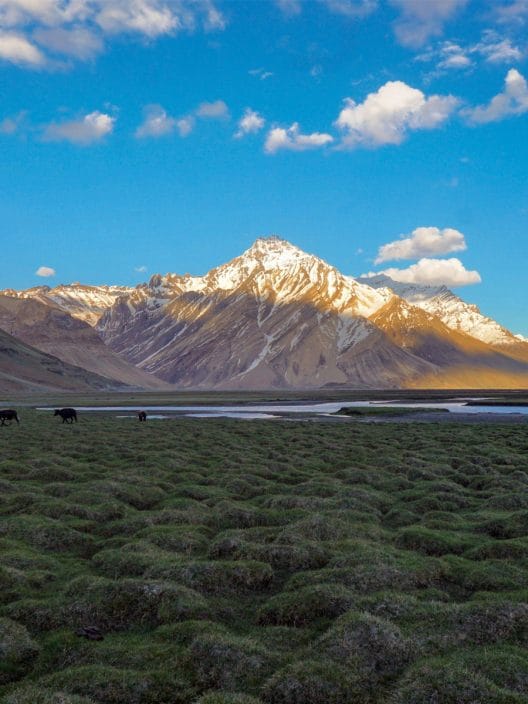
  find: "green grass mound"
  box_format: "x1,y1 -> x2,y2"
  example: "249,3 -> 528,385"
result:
65,576 -> 209,630
148,560 -> 274,593
0,686 -> 96,703
317,611 -> 412,682
261,659 -> 364,704
392,659 -> 525,704
0,618 -> 40,684
194,694 -> 263,704
189,631 -> 274,691
256,584 -> 354,626
1,410 -> 528,702
37,665 -> 194,704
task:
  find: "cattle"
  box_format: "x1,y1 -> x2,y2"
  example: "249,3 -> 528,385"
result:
54,408 -> 78,423
138,411 -> 147,422
0,409 -> 19,426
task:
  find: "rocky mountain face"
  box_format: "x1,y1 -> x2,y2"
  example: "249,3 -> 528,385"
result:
358,274 -> 521,348
0,296 -> 170,390
2,237 -> 527,389
0,327 -> 129,394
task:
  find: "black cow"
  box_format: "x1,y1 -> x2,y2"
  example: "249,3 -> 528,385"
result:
0,409 -> 19,426
54,408 -> 78,423
138,411 -> 147,422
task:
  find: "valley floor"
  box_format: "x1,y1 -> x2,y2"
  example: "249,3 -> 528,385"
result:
0,409 -> 527,703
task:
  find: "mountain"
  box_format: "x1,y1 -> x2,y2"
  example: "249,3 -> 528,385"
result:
97,237 -> 528,389
3,237 -> 528,389
0,283 -> 132,326
0,327 -> 130,394
0,295 -> 170,390
357,274 -> 522,347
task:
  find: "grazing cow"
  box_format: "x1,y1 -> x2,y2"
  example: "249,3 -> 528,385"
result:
0,409 -> 19,426
54,408 -> 78,423
138,411 -> 147,422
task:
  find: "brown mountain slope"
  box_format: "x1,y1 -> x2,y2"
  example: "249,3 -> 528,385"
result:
100,289 -> 440,389
370,298 -> 528,376
0,328 -> 129,393
0,296 -> 170,390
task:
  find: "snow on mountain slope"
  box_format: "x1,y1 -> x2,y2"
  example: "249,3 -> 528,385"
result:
0,284 -> 133,326
358,274 -> 522,347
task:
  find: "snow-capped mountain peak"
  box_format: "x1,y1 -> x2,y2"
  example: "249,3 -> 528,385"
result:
358,273 -> 520,347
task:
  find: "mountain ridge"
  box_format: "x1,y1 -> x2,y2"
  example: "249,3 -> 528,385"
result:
2,237 -> 527,390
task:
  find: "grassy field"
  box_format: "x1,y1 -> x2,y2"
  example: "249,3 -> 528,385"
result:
1,409 -> 528,703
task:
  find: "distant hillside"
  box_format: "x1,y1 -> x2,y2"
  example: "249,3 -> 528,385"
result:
0,327 -> 129,394
0,295 -> 170,390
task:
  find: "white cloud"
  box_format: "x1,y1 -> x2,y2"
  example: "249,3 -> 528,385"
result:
176,116 -> 194,136
437,41 -> 472,69
390,0 -> 468,48
473,29 -> 523,63
0,30 -> 44,65
275,0 -> 302,15
36,266 -> 56,277
43,110 -> 115,144
335,80 -> 459,148
276,0 -> 377,17
0,110 -> 26,134
0,1 -> 226,68
495,0 -> 528,26
321,0 -> 378,18
463,68 -> 528,124
264,122 -> 333,153
419,30 -> 523,74
368,257 -> 481,287
249,68 -> 273,80
135,265 -> 148,273
135,104 -> 175,138
94,1 -> 178,37
235,108 -> 265,138
375,227 -> 467,264
34,26 -> 104,60
195,100 -> 229,119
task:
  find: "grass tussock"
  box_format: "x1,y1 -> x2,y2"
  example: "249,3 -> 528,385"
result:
0,408 -> 527,702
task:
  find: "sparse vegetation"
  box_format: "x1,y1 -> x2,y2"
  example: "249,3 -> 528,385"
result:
0,406 -> 527,703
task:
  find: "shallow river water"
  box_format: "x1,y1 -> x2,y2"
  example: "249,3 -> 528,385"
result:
37,400 -> 528,420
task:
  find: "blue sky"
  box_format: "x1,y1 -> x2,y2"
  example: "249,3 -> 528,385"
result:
0,0 -> 527,335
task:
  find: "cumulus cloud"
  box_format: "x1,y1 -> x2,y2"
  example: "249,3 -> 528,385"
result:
0,31 -> 44,65
135,104 -> 175,138
375,227 -> 467,264
135,265 -> 148,273
369,257 -> 481,287
43,110 -> 115,144
235,108 -> 265,138
0,1 -> 226,69
264,122 -> 333,153
390,0 -> 468,48
195,100 -> 229,119
335,80 -> 459,148
463,68 -> 528,124
36,266 -> 56,277
176,116 -> 194,136
34,26 -> 104,60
